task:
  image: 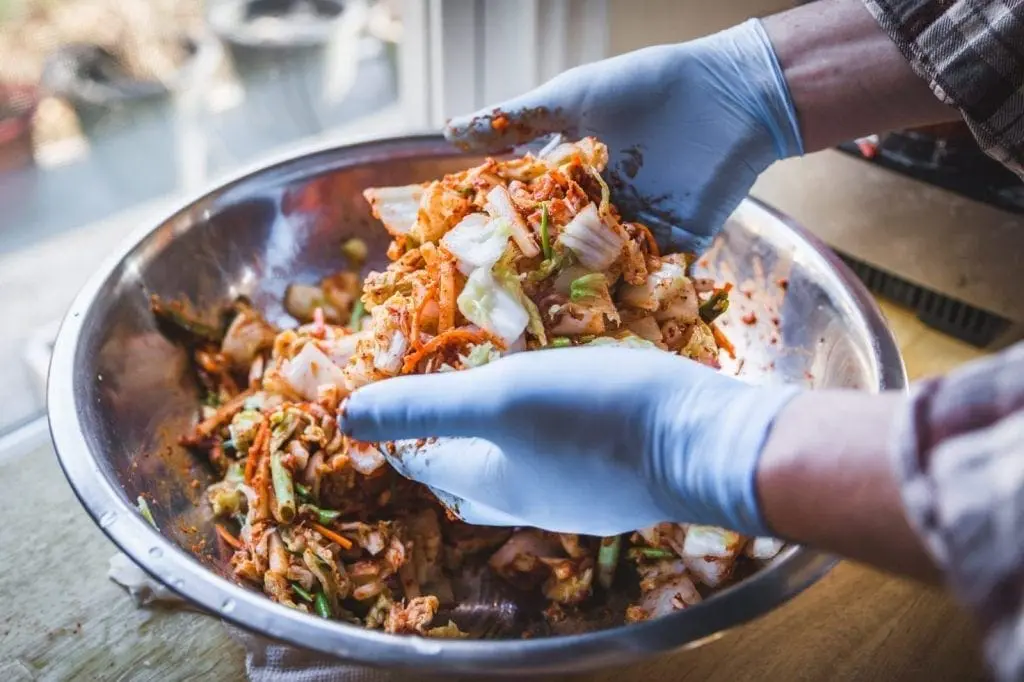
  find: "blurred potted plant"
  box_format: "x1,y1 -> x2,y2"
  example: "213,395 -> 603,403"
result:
0,83 -> 38,171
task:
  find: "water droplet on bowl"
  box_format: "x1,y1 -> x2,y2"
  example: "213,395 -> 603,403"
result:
99,511 -> 117,528
149,546 -> 163,558
172,579 -> 185,590
221,599 -> 236,613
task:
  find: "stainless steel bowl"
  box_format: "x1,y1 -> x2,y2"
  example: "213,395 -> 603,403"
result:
48,134 -> 906,675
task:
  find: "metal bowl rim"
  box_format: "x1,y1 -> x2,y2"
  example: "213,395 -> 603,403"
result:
47,133 -> 904,674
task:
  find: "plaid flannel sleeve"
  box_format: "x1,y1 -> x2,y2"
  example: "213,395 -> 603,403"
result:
862,0 -> 1024,177
892,342 -> 1024,682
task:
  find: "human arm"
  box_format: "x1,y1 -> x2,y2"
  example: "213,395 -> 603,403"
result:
340,347 -> 937,581
762,0 -> 958,151
443,0 -> 963,254
343,340 -> 1024,680
756,391 -> 939,582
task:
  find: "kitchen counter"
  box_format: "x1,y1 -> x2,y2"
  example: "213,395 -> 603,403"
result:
0,298 -> 990,682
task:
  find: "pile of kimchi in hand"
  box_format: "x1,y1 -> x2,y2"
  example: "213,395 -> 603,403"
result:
157,138 -> 784,638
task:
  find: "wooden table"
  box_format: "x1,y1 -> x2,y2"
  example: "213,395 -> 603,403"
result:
0,300 -> 990,682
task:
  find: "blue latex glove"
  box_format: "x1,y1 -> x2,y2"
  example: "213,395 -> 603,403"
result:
342,347 -> 799,537
446,19 -> 803,254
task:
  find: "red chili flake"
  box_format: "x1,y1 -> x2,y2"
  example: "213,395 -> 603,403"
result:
771,317 -> 780,327
776,278 -> 789,290
805,371 -> 815,381
741,312 -> 757,325
769,336 -> 778,345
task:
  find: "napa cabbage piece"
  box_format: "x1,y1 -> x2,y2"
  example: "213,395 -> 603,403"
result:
318,330 -> 367,368
587,334 -> 659,350
364,182 -> 471,244
281,343 -> 347,401
373,330 -> 409,374
462,341 -> 502,368
746,536 -> 785,561
549,305 -> 606,336
362,184 -> 424,237
630,559 -> 702,621
229,409 -> 263,453
494,259 -> 548,346
619,260 -> 689,311
655,286 -> 699,324
540,137 -> 609,171
681,321 -> 719,366
680,525 -> 744,588
207,462 -> 247,517
456,268 -> 530,345
348,440 -> 387,475
485,185 -> 539,258
414,182 -> 473,243
587,166 -> 613,222
440,213 -> 511,274
558,203 -> 625,271
624,315 -> 664,343
569,272 -> 606,301
568,272 -> 620,325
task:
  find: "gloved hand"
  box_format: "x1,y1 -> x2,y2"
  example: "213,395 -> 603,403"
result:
342,346 -> 799,537
446,19 -> 803,254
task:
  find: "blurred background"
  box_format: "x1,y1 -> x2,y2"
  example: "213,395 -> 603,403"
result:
1,0 -> 1022,452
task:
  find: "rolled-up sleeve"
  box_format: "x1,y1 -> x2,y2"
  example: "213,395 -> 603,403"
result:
862,0 -> 1024,177
893,341 -> 1024,682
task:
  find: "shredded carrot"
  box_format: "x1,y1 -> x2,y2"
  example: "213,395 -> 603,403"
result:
634,223 -> 660,258
437,255 -> 457,334
215,523 -> 244,550
723,282 -> 734,293
401,328 -> 493,374
195,350 -> 222,374
244,420 -> 269,484
712,323 -> 736,359
310,522 -> 354,550
193,388 -> 254,440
